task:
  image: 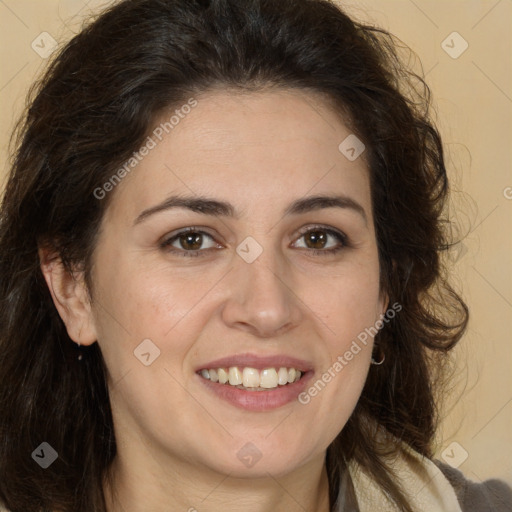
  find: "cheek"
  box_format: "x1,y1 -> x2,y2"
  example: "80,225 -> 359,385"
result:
89,252 -> 223,376
302,263 -> 383,342
92,246 -> 188,334
294,263 -> 381,411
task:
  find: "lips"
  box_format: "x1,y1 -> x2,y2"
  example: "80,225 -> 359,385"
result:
194,352 -> 314,411
195,353 -> 313,373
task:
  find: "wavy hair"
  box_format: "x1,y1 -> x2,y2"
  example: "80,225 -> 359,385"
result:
0,0 -> 468,510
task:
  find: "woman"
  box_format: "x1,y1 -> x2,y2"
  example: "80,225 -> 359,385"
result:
0,0 -> 510,511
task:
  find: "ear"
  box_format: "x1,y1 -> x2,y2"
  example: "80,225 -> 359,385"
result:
373,287 -> 390,326
38,247 -> 97,345
378,259 -> 397,318
380,291 -> 389,318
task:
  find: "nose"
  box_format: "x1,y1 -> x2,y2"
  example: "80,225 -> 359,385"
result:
220,247 -> 302,338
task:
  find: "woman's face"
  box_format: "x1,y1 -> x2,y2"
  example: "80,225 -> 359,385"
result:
86,89 -> 387,477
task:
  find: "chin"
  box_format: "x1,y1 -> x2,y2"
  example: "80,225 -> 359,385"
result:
191,436 -> 316,479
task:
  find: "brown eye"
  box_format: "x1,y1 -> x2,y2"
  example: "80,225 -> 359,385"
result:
177,232 -> 203,251
304,230 -> 328,249
292,226 -> 347,255
161,228 -> 220,257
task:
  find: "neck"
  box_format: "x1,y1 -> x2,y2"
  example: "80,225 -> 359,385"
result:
103,442 -> 331,512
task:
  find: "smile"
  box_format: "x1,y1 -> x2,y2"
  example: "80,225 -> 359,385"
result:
199,366 -> 303,391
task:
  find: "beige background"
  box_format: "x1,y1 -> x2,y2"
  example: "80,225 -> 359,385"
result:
1,0 -> 511,486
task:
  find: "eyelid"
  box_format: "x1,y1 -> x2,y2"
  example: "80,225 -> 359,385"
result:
160,226 -> 223,252
290,224 -> 348,250
161,226 -> 220,243
293,224 -> 348,241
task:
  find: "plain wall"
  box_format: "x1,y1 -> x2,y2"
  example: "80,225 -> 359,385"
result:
0,0 -> 510,487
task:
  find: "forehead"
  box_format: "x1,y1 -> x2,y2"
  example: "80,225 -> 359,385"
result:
103,88 -> 372,223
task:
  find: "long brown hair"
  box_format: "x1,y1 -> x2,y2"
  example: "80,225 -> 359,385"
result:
0,0 -> 468,510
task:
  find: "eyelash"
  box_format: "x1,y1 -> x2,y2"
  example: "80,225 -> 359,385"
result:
160,225 -> 348,258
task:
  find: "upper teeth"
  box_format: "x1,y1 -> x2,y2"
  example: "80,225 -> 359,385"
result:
199,367 -> 302,389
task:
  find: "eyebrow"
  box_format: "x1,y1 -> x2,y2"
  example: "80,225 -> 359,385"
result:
134,193 -> 368,226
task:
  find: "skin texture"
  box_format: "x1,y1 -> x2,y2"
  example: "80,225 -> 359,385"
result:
41,88 -> 388,512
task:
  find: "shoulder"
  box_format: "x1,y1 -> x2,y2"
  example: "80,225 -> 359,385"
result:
434,459 -> 512,512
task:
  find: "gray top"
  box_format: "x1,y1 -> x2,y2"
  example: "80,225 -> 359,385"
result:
434,461 -> 512,512
334,460 -> 512,511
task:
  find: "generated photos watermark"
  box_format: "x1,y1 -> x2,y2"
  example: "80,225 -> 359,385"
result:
298,301 -> 402,404
94,98 -> 198,200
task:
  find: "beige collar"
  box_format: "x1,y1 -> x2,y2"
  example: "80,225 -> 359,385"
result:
348,442 -> 463,511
